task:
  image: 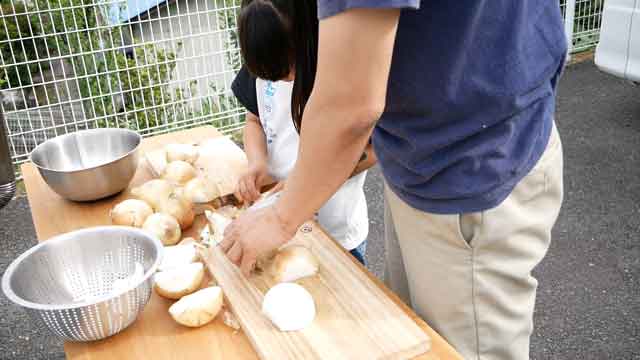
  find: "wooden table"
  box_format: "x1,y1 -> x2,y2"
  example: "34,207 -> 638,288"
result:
21,126 -> 462,360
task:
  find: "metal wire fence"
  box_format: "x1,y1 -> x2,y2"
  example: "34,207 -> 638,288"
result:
1,0 -> 244,177
561,0 -> 604,53
1,0 -> 604,178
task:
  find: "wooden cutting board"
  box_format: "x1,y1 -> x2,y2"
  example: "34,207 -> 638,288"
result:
201,222 -> 431,360
146,130 -> 431,359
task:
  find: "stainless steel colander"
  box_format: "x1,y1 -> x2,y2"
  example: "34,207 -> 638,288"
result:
2,226 -> 164,342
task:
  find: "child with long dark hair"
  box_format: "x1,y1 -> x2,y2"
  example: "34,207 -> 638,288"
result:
231,0 -> 376,264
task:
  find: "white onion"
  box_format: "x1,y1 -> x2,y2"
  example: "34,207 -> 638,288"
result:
158,191 -> 195,230
154,262 -> 204,299
158,243 -> 199,271
270,245 -> 319,283
165,143 -> 199,164
183,177 -> 221,204
169,286 -> 223,327
163,160 -> 197,185
178,237 -> 197,246
262,283 -> 316,331
204,210 -> 232,245
131,179 -> 174,210
110,199 -> 153,227
142,213 -> 182,246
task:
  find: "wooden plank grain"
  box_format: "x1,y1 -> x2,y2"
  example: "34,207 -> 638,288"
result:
201,221 -> 431,360
316,226 -> 463,360
19,125 -> 462,360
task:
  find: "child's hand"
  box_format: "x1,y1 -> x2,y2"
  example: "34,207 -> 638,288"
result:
235,163 -> 269,204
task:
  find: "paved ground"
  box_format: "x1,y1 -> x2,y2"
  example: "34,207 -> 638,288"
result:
1,60 -> 639,359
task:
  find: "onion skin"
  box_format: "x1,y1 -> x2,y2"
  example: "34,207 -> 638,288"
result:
184,177 -> 220,204
166,143 -> 199,164
163,161 -> 197,185
158,191 -> 195,230
131,179 -> 174,210
110,199 -> 153,227
143,213 -> 182,245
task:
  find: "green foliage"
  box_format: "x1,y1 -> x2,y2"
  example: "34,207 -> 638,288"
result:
217,0 -> 242,72
0,0 -> 182,129
0,0 -> 49,90
31,0 -> 182,129
574,0 -> 604,49
212,0 -> 243,138
0,0 -> 245,133
562,0 -> 605,51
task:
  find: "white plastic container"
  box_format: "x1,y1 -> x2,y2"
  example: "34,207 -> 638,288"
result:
595,0 -> 640,82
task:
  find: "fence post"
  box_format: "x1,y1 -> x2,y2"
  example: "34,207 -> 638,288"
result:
564,0 -> 577,61
0,103 -> 16,209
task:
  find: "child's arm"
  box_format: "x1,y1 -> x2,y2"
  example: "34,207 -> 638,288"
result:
236,112 -> 275,203
243,112 -> 268,169
231,67 -> 276,203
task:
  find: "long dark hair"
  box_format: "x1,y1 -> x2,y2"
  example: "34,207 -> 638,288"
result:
238,0 -> 318,132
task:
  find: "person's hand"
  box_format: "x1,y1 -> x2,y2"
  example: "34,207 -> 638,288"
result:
235,163 -> 269,204
220,204 -> 298,275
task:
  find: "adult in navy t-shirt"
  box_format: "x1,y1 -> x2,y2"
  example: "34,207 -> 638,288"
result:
311,2 -> 567,359
225,2 -> 567,359
320,1 -> 566,213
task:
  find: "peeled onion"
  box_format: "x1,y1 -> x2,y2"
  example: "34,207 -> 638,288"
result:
270,245 -> 319,283
262,283 -> 316,331
178,237 -> 197,246
158,243 -> 199,271
165,143 -> 199,164
154,262 -> 204,299
204,210 -> 232,245
221,308 -> 240,330
142,213 -> 182,246
145,148 -> 168,177
216,205 -> 243,219
110,199 -> 153,227
158,191 -> 195,230
169,286 -> 223,327
184,177 -> 220,204
131,179 -> 174,210
163,160 -> 197,185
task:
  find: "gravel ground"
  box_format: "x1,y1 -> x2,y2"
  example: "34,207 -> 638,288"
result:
1,60 -> 638,359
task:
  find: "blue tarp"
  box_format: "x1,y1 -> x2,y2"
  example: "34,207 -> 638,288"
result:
108,0 -> 166,24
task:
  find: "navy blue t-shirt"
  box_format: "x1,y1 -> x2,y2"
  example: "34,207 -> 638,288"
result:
318,1 -> 567,214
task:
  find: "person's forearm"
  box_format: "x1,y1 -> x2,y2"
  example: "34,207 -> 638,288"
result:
274,8 -> 400,233
243,113 -> 268,167
276,101 -> 374,229
242,112 -> 277,191
351,143 -> 377,177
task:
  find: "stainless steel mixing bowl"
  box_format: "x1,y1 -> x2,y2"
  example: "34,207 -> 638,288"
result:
1,226 -> 164,342
30,128 -> 142,201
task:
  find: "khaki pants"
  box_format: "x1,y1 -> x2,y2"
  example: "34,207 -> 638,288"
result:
384,124 -> 563,360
